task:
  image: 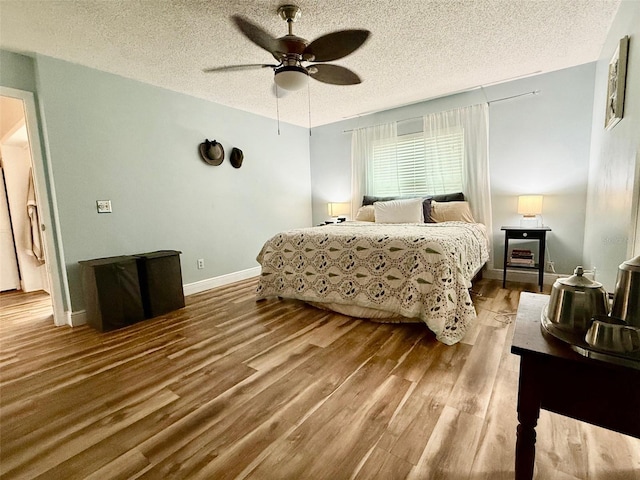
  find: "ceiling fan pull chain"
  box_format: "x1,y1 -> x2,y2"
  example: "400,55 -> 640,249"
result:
307,74 -> 312,136
275,84 -> 281,135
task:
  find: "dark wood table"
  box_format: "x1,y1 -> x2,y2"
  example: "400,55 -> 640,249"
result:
511,292 -> 640,480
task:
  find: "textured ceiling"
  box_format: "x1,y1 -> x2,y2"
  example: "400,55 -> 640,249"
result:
0,0 -> 620,127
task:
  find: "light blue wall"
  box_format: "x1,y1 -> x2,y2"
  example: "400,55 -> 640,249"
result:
489,65 -> 595,275
310,64 -> 596,277
584,0 -> 640,291
0,50 -> 37,92
24,54 -> 311,311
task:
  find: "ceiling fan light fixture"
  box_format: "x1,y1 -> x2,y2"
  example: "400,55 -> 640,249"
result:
274,65 -> 308,91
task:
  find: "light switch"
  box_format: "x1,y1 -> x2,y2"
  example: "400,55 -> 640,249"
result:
96,200 -> 112,213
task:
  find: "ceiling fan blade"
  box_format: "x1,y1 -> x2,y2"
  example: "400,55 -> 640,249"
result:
203,64 -> 276,73
309,64 -> 362,85
304,30 -> 370,62
232,15 -> 282,56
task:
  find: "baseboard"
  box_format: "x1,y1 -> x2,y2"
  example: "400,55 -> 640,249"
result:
483,267 -> 562,286
183,266 -> 261,296
68,309 -> 87,327
66,267 -> 261,326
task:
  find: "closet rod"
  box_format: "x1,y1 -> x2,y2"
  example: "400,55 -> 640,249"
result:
341,90 -> 540,134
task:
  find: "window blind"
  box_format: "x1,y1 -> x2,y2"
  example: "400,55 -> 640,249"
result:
369,128 -> 464,197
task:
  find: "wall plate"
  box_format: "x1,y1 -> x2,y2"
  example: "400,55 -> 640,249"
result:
96,200 -> 112,213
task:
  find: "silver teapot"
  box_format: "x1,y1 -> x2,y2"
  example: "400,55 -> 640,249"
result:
545,266 -> 610,334
611,255 -> 640,328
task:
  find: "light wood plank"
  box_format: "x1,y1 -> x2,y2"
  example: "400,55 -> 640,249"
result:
446,323 -> 508,418
406,405 -> 484,479
468,367 -> 520,479
352,446 -> 413,480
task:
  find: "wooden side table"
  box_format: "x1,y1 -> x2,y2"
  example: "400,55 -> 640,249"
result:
511,293 -> 640,480
501,226 -> 551,291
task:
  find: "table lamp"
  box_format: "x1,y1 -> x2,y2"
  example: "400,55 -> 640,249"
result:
518,195 -> 543,227
327,202 -> 351,223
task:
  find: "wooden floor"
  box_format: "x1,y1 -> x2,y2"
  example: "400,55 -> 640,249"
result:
1,279 -> 639,480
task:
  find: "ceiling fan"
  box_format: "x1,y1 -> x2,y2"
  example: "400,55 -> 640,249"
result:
204,4 -> 370,92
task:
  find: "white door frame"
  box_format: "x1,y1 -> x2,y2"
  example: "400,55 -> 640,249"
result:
1,86 -> 70,326
631,149 -> 640,258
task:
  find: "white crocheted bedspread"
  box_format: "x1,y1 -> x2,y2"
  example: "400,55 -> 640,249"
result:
256,222 -> 489,345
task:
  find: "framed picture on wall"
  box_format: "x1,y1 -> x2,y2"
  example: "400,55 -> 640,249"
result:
605,35 -> 630,130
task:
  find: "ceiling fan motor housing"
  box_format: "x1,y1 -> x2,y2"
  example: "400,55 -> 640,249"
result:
273,35 -> 309,62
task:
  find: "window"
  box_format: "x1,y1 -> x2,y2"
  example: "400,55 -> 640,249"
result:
368,127 -> 464,197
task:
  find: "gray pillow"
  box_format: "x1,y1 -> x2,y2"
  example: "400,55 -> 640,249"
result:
362,195 -> 397,206
431,192 -> 465,202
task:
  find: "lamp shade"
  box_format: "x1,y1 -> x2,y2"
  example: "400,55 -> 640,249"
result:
328,202 -> 351,217
274,66 -> 308,91
517,195 -> 543,216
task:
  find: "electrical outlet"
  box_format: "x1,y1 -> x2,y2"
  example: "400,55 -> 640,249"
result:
197,258 -> 205,269
96,200 -> 112,213
546,261 -> 555,273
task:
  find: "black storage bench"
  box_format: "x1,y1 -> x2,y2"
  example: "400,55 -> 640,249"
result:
79,255 -> 145,332
80,250 -> 185,332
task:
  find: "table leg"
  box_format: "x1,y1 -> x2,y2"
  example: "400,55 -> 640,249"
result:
515,357 -> 541,480
538,234 -> 546,292
503,234 -> 509,288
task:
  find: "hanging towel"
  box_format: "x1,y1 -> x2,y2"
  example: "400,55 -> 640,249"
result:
26,169 -> 44,264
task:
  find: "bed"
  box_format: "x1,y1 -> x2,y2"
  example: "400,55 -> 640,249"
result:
255,196 -> 489,345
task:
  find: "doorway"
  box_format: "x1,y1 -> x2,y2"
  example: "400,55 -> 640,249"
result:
0,96 -> 52,313
0,88 -> 67,326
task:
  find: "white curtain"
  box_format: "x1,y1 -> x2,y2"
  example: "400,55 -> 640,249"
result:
350,122 -> 397,218
350,105 -> 492,264
423,103 -> 493,259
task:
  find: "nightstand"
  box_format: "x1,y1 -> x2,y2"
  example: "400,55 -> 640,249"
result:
501,226 -> 551,292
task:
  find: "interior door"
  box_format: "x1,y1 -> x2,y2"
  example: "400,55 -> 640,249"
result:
0,166 -> 21,291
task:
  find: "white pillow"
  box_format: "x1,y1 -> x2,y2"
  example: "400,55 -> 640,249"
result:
355,205 -> 375,222
374,198 -> 424,223
430,200 -> 476,223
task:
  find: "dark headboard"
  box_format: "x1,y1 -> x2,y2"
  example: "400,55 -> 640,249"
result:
361,193 -> 465,223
